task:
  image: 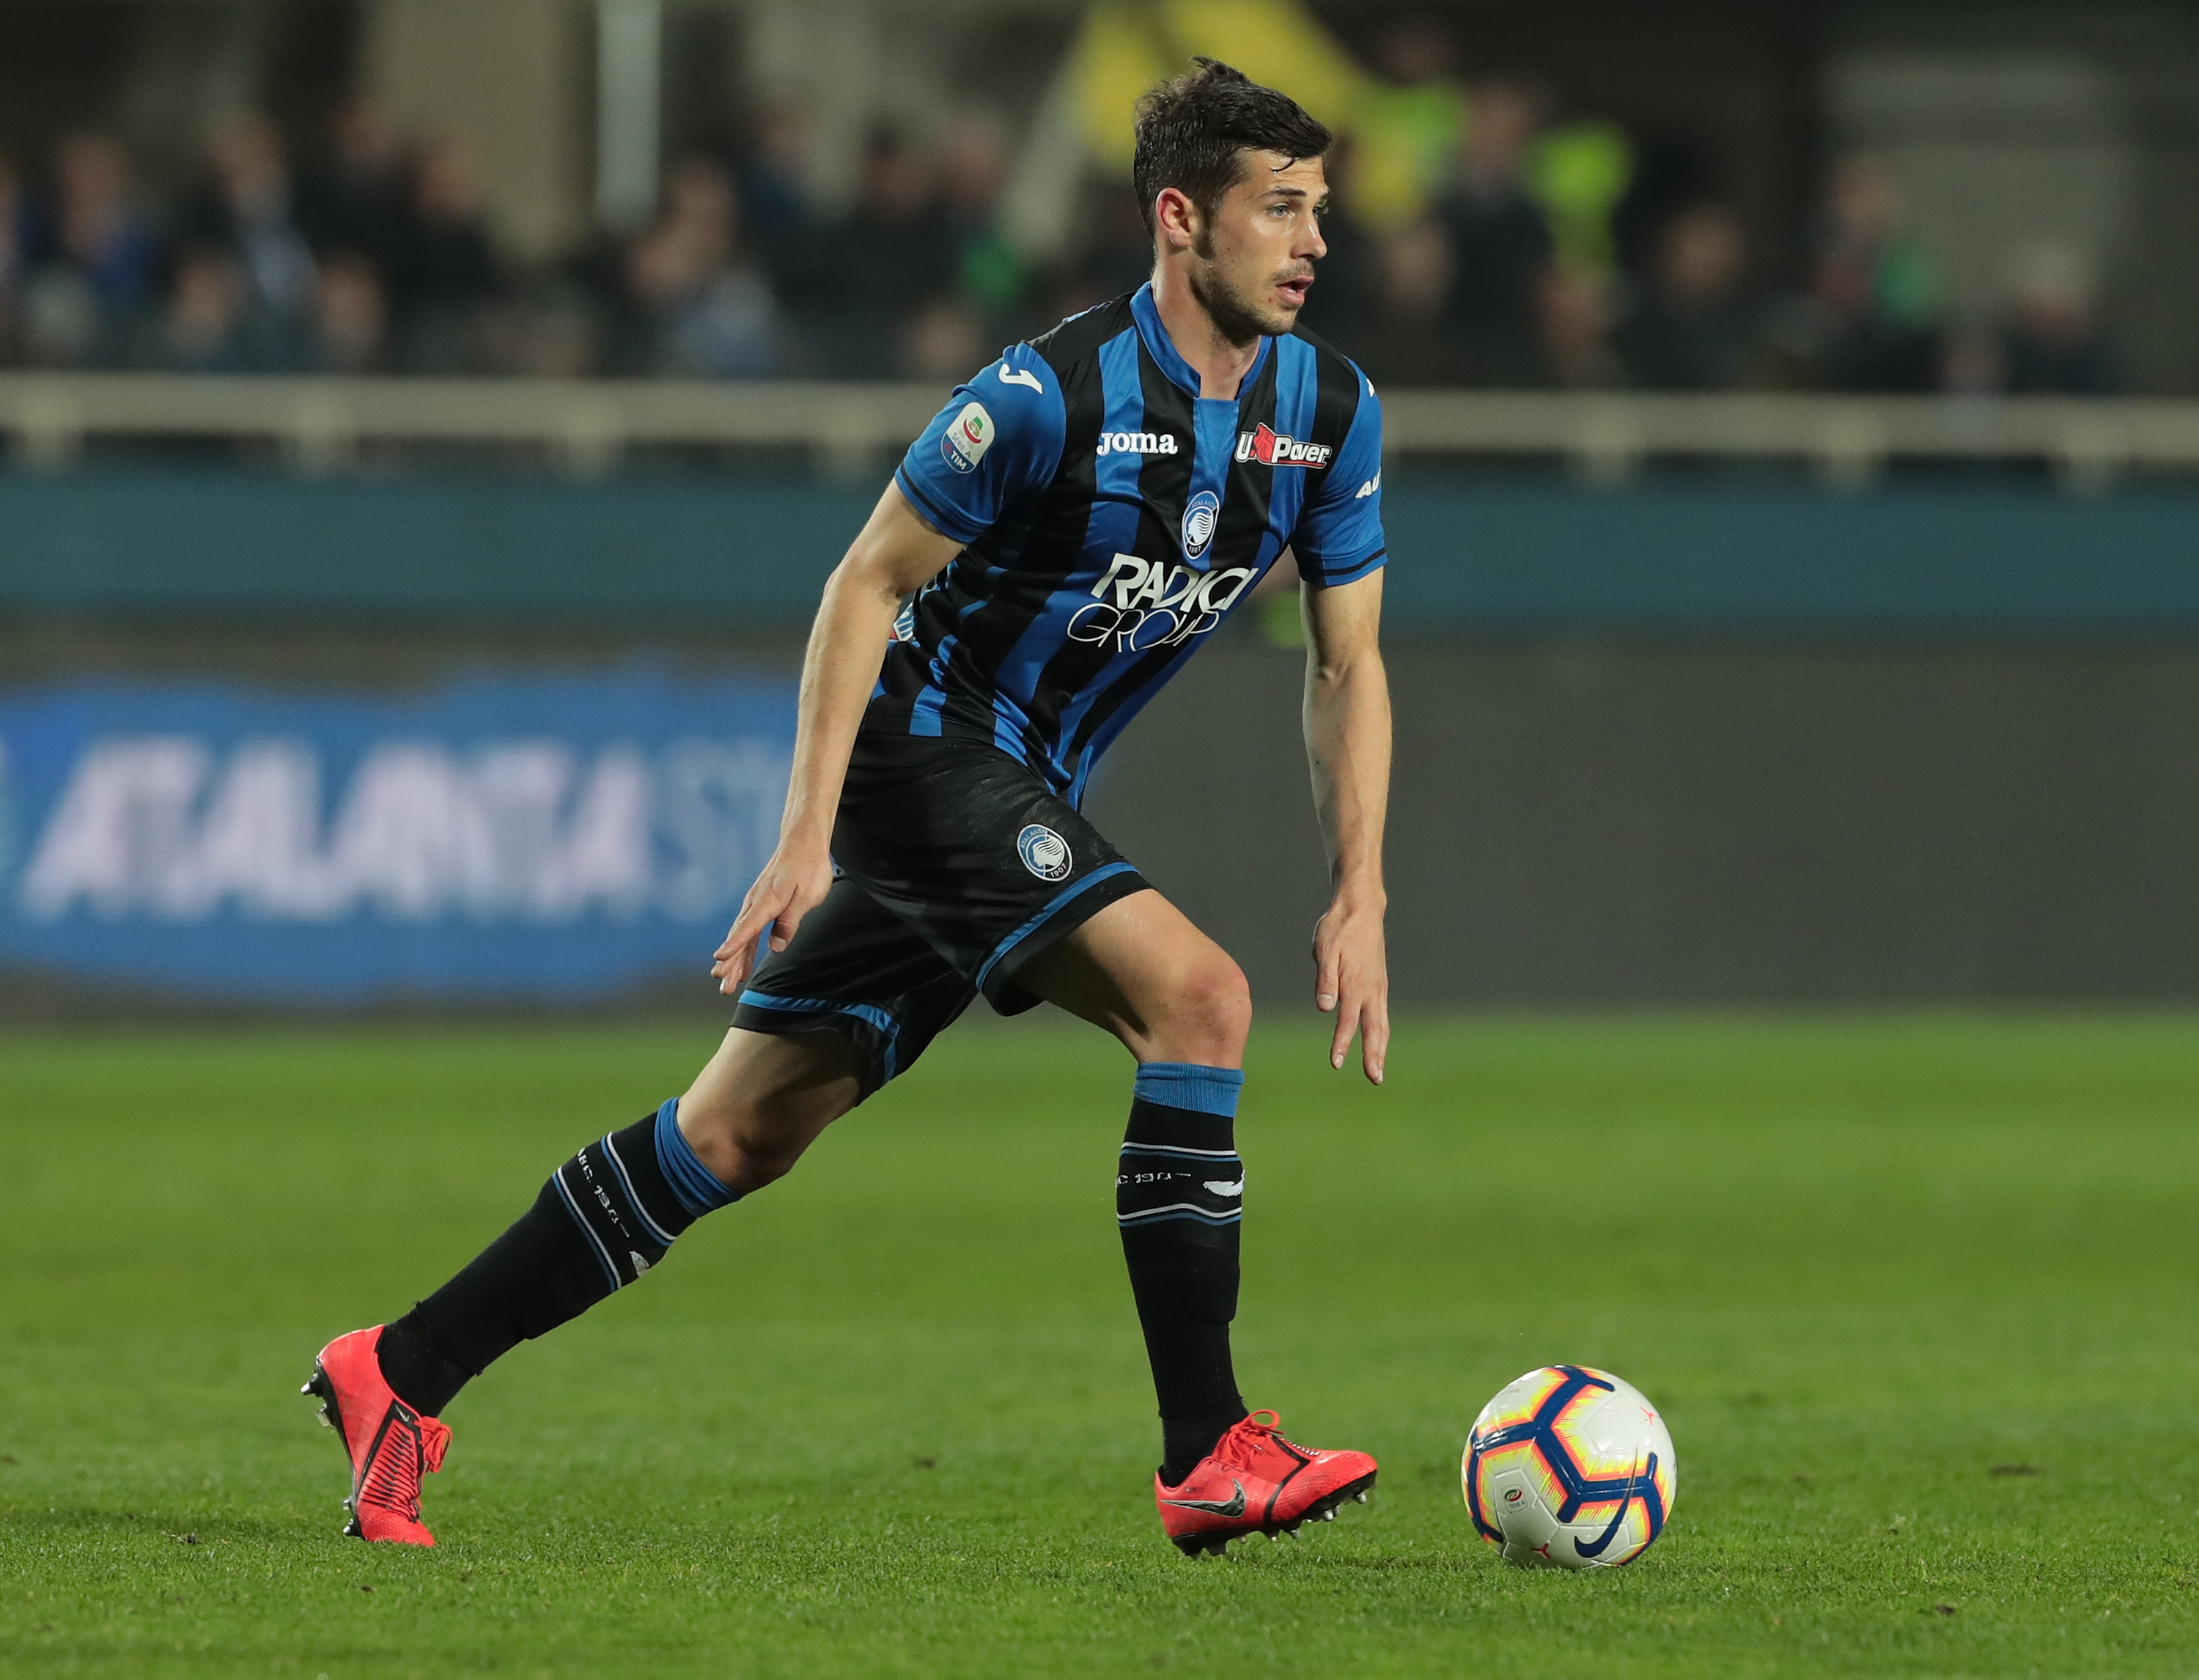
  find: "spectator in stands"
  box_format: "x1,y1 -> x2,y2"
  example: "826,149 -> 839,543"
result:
2000,243 -> 2117,396
1613,202 -> 1753,389
138,242 -> 248,372
1322,213 -> 1470,388
1351,17 -> 1467,235
1385,215 -> 1480,384
1434,79 -> 1555,386
938,114 -> 1023,331
43,131 -> 162,313
310,249 -> 388,374
18,131 -> 161,366
1937,314 -> 2005,400
1539,267 -> 1620,388
619,155 -> 781,379
1767,157 -> 1941,392
737,102 -> 813,251
781,128 -> 957,377
902,297 -> 986,381
385,136 -> 504,372
895,113 -> 1024,379
183,112 -> 318,340
502,276 -> 600,378
1056,180 -> 1156,317
296,95 -> 410,282
1530,119 -> 1634,285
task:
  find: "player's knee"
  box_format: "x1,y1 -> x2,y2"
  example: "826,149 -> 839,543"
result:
1168,951 -> 1252,1063
677,1086 -> 849,1197
719,1131 -> 804,1195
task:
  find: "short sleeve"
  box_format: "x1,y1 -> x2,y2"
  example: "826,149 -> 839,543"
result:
1289,372 -> 1386,588
893,344 -> 1067,545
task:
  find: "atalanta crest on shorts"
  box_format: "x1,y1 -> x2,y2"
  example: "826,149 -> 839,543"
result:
1181,490 -> 1220,561
1017,823 -> 1073,882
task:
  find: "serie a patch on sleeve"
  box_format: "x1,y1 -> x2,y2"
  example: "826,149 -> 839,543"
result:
942,402 -> 995,473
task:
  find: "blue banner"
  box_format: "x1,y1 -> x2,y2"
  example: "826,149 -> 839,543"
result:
0,668 -> 795,1003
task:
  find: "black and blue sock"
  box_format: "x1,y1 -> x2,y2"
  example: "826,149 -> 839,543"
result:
377,1099 -> 738,1416
1116,1061 -> 1249,1485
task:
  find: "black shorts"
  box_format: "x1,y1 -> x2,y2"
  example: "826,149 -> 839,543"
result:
732,734 -> 1151,1096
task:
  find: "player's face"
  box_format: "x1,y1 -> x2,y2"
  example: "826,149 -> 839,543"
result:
1188,150 -> 1329,342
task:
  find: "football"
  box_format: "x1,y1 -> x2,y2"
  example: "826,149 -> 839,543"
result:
1463,1365 -> 1677,1570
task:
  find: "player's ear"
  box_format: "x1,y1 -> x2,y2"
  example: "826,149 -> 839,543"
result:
1154,187 -> 1199,256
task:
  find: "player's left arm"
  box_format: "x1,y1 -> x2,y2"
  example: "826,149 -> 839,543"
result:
1289,362 -> 1391,1084
1301,568 -> 1391,1086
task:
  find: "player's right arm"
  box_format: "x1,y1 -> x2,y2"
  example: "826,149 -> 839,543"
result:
712,348 -> 1067,995
711,485 -> 958,995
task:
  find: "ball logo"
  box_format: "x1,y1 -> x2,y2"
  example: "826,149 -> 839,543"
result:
941,402 -> 995,474
1016,823 -> 1072,882
1181,490 -> 1221,560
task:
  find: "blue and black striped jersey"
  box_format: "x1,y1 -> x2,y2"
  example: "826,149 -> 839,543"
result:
880,283 -> 1385,805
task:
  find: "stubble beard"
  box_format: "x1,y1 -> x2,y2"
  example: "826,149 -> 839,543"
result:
1188,240 -> 1298,345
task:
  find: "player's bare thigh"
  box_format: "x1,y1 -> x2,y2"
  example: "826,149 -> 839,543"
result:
675,1027 -> 864,1194
1021,888 -> 1252,1069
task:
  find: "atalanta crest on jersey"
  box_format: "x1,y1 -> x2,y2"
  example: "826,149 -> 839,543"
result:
1235,422 -> 1333,469
1017,823 -> 1073,882
942,402 -> 995,473
1181,490 -> 1220,560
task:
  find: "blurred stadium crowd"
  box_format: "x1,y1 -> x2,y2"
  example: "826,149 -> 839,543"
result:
0,22 -> 2118,394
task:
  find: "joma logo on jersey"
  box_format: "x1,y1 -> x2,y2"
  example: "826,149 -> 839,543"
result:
1072,553 -> 1258,652
1095,430 -> 1180,457
1235,422 -> 1333,468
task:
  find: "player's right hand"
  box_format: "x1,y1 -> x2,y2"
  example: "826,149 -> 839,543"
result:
711,848 -> 834,995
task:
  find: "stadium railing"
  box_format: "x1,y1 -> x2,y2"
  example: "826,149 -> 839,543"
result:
5,372 -> 2199,486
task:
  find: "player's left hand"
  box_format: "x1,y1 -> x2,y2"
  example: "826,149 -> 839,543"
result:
710,844 -> 836,996
1312,892 -> 1388,1085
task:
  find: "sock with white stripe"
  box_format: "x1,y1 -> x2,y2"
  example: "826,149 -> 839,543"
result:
1117,1062 -> 1248,1485
376,1099 -> 737,1416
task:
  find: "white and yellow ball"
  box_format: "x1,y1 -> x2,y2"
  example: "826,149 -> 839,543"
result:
1463,1365 -> 1676,1569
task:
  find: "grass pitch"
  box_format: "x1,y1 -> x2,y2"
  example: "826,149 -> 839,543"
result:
3,1014 -> 2198,1677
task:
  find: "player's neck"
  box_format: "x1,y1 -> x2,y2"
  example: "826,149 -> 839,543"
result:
1149,265 -> 1262,400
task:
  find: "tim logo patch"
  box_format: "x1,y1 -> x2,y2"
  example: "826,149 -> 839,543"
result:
1017,823 -> 1072,882
942,402 -> 995,473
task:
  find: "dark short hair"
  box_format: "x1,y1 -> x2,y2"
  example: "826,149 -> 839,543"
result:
1132,58 -> 1331,237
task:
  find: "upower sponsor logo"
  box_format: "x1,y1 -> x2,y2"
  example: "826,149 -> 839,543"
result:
1234,422 -> 1332,468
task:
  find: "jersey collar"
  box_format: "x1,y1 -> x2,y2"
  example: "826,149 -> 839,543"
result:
1130,282 -> 1272,401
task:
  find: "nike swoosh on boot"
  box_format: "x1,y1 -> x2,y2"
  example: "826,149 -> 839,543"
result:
1160,1478 -> 1247,1517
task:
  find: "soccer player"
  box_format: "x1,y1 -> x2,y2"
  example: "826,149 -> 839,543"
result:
305,59 -> 1391,1558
